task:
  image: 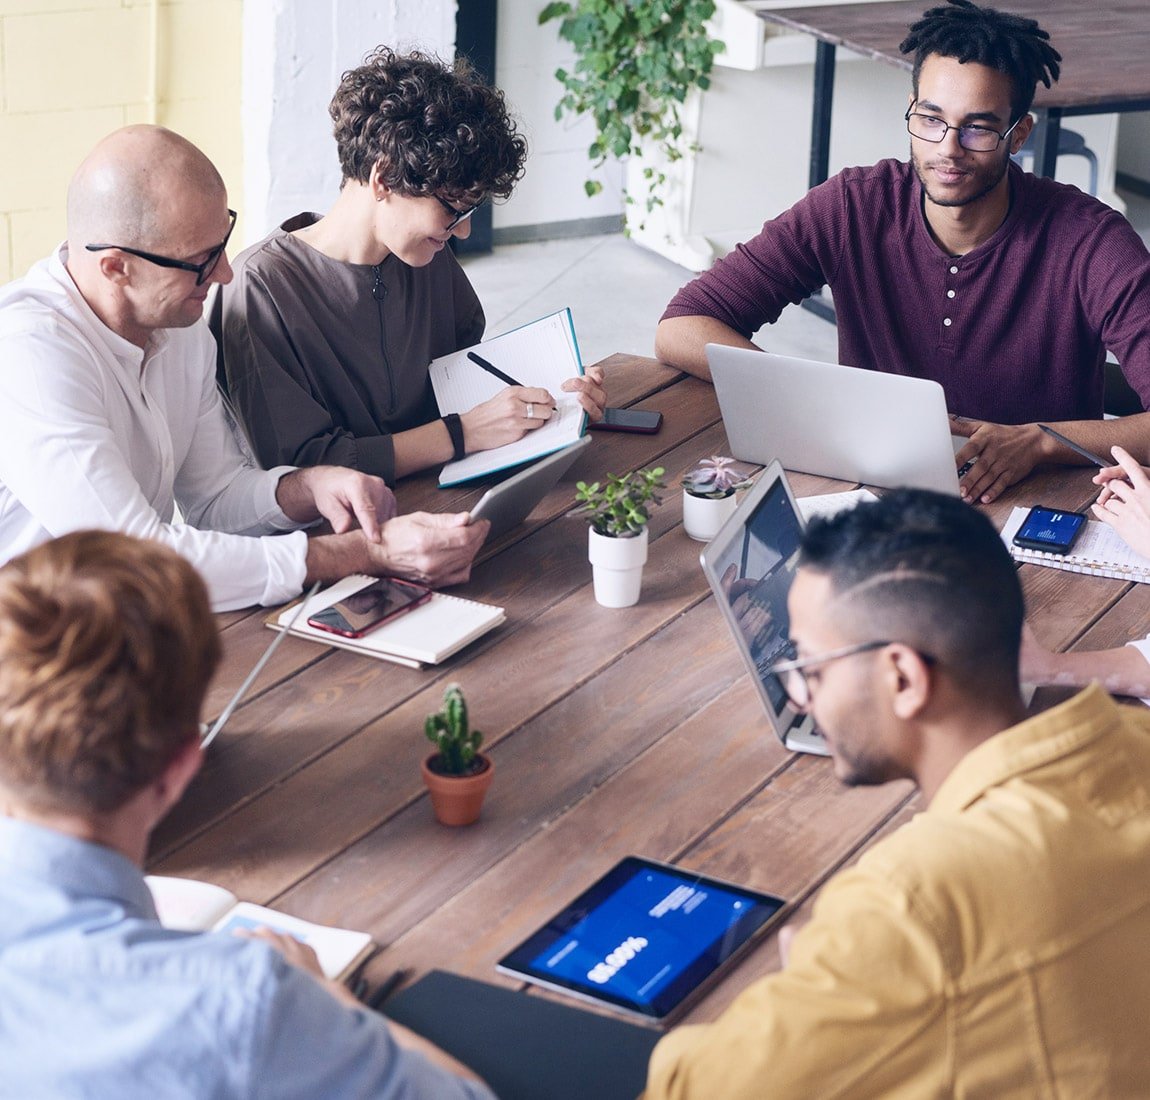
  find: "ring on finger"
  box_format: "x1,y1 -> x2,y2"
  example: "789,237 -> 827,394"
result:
526,403 -> 534,420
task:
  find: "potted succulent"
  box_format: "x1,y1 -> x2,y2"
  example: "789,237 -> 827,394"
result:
420,683 -> 493,827
575,466 -> 666,607
681,456 -> 755,542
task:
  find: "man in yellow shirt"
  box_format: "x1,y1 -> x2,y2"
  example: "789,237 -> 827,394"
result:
645,490 -> 1150,1098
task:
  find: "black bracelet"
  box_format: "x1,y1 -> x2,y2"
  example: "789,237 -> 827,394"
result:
442,413 -> 466,461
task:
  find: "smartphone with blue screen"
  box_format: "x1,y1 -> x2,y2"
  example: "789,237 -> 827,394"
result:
1012,506 -> 1087,555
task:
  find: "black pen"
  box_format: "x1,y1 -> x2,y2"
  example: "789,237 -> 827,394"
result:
345,944 -> 385,994
367,968 -> 412,1010
1037,424 -> 1111,468
468,350 -> 524,388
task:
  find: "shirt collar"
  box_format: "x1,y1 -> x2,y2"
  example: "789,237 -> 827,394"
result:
929,683 -> 1121,815
0,816 -> 157,919
49,243 -> 170,371
910,159 -> 1025,261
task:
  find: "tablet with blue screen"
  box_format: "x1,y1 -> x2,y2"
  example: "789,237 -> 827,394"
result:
496,856 -> 786,1022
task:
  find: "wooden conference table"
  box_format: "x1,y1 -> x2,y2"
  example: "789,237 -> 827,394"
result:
757,1 -> 1150,189
147,353 -> 1144,1033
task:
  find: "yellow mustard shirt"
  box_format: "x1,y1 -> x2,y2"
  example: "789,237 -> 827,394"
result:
644,685 -> 1150,1099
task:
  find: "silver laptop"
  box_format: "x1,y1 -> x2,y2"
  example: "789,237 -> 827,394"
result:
707,346 -> 960,495
699,461 -> 828,756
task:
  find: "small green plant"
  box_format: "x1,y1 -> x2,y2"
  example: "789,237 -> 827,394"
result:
538,0 -> 724,218
576,466 -> 666,537
424,683 -> 484,776
682,456 -> 755,499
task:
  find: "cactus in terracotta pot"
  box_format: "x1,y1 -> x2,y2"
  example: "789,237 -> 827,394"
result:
421,683 -> 493,826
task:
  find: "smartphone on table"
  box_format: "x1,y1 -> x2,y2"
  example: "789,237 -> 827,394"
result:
1012,506 -> 1088,555
307,578 -> 433,638
589,407 -> 663,434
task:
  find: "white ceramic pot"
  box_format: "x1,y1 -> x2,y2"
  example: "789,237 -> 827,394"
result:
588,527 -> 649,608
682,490 -> 738,542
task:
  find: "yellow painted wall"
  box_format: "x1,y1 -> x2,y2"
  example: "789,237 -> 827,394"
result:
0,0 -> 242,285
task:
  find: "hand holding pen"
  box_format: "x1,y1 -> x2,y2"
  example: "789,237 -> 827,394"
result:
1036,423 -> 1135,502
458,351 -> 558,451
466,351 -> 606,425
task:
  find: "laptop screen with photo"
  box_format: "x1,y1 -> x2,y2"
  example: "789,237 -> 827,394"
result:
700,462 -> 827,755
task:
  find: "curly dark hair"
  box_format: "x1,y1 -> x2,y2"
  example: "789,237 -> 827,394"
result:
899,0 -> 1061,121
330,46 -> 528,205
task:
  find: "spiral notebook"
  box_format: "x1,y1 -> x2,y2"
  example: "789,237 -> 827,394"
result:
1001,507 -> 1150,582
266,576 -> 505,668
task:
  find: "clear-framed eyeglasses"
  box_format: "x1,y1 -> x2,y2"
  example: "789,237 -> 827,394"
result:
904,104 -> 1023,152
766,640 -> 893,710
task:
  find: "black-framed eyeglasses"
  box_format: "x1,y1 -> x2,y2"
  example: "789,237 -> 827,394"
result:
766,640 -> 894,710
905,105 -> 1022,152
434,195 -> 484,231
85,209 -> 237,286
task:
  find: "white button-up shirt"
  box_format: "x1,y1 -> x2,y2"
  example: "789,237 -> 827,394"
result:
0,246 -> 308,610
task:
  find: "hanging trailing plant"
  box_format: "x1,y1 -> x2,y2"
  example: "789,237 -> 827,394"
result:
539,0 -> 723,216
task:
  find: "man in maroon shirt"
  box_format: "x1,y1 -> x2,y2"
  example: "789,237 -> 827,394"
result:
657,0 -> 1150,504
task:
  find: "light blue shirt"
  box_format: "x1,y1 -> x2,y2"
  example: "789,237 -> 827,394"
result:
0,818 -> 493,1099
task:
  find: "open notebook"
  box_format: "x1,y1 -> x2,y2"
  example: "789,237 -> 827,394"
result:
268,575 -> 505,668
146,875 -> 374,981
1001,507 -> 1150,582
430,308 -> 587,486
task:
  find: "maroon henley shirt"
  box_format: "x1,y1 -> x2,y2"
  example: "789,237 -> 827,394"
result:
662,160 -> 1150,424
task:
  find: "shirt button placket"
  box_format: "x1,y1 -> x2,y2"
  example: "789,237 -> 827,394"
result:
941,263 -> 959,347
140,362 -> 175,498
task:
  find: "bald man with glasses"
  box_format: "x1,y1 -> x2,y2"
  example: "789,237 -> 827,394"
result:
0,124 -> 486,611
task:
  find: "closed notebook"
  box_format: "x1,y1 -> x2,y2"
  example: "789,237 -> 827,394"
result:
1001,507 -> 1150,582
384,970 -> 660,1100
268,575 -> 505,667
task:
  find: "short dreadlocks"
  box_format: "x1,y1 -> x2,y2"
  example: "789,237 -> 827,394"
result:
899,0 -> 1061,122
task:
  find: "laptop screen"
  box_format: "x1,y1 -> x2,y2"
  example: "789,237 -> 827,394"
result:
700,462 -> 828,755
708,477 -> 801,720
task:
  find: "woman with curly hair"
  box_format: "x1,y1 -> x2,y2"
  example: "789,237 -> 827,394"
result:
215,47 -> 606,483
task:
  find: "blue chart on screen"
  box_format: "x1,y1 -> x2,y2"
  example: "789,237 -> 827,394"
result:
501,857 -> 785,1019
1017,508 -> 1086,549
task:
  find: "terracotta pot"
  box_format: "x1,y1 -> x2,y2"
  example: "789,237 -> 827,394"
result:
420,752 -> 494,826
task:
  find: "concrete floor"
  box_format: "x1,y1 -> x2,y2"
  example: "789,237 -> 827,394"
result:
459,232 -> 839,370
460,185 -> 1150,373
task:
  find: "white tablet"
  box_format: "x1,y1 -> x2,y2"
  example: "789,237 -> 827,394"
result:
468,436 -> 591,540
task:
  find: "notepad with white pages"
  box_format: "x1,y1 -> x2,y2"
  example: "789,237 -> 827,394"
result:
429,308 -> 587,487
146,875 -> 374,981
267,575 -> 505,667
1001,507 -> 1150,582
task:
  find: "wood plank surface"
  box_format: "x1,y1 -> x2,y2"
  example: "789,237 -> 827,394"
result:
151,351 -> 1143,1039
759,2 -> 1150,110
